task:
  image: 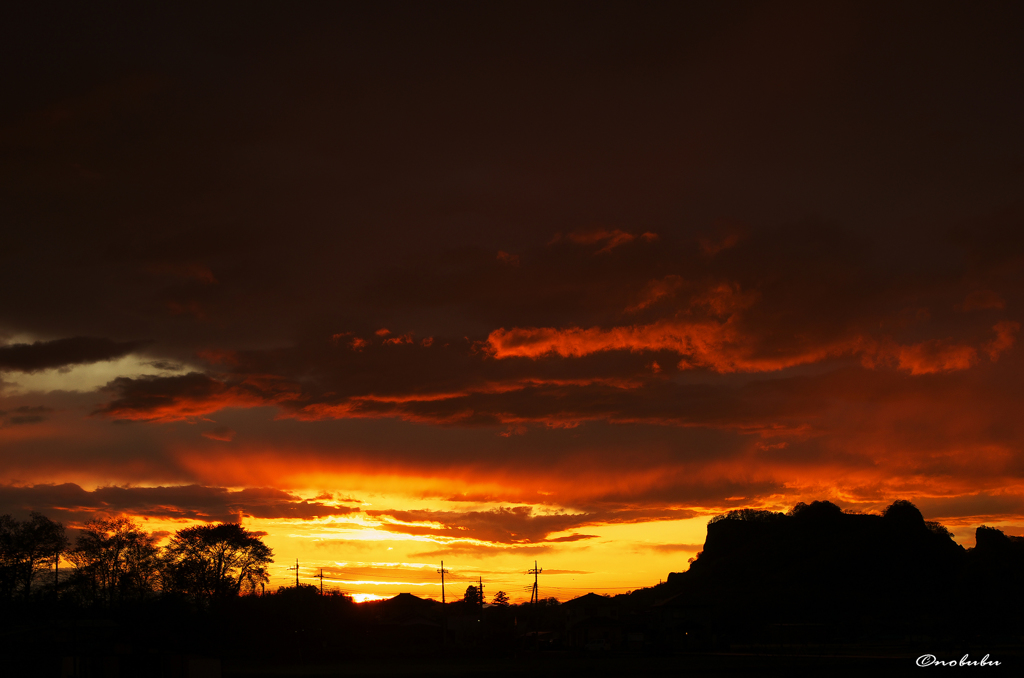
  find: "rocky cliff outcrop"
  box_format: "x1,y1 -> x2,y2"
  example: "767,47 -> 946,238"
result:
660,500 -> 1022,635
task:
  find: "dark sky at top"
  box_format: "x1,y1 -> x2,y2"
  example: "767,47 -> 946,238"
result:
5,1 -> 1021,346
2,2 -> 1024,567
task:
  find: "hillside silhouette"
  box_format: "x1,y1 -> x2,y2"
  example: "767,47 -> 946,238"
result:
2,500 -> 1023,676
643,500 -> 1024,648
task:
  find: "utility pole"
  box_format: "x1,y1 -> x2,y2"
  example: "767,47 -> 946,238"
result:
528,560 -> 542,606
437,560 -> 449,604
478,576 -> 485,619
437,560 -> 450,646
288,558 -> 300,587
313,567 -> 325,595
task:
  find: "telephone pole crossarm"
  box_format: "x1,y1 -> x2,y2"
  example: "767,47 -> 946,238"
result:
528,560 -> 543,606
437,560 -> 450,604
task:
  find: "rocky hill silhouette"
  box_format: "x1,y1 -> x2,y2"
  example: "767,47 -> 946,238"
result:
651,500 -> 1024,643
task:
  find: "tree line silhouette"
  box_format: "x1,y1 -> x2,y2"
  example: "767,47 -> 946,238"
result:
2,500 -> 1023,676
0,513 -> 271,605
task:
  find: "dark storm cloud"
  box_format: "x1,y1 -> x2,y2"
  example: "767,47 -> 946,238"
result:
1,2 -> 1020,354
366,506 -> 599,544
0,483 -> 356,524
145,360 -> 186,372
93,371 -> 270,422
61,208 -> 1015,431
89,314 -> 1020,443
1,2 -> 1023,528
366,505 -> 702,545
0,337 -> 151,373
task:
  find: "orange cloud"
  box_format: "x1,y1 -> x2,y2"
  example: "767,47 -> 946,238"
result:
859,323 -> 1018,375
95,372 -> 294,422
383,334 -> 413,345
485,319 -> 851,373
556,228 -> 642,253
626,275 -> 685,312
201,426 -> 236,442
488,315 -> 1015,378
893,340 -> 978,375
287,376 -> 642,426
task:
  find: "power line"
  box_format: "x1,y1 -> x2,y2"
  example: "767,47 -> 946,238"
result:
313,571 -> 447,582
543,585 -> 639,590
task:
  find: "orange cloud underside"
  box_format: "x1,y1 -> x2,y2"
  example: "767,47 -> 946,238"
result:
487,321 -> 1015,376
486,319 -> 850,372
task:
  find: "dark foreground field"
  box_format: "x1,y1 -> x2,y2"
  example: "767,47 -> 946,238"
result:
223,648 -> 1019,678
6,501 -> 1023,677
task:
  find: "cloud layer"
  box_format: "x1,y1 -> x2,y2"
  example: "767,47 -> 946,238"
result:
1,2 -> 1023,590
0,483 -> 356,525
0,337 -> 150,373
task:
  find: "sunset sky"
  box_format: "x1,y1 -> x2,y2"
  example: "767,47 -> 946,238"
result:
2,2 -> 1023,602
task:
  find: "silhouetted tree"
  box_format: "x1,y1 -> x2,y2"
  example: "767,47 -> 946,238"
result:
0,513 -> 67,599
492,590 -> 510,607
0,515 -> 20,599
882,499 -> 925,527
463,584 -> 481,605
68,517 -> 160,604
789,500 -> 842,520
709,508 -> 784,524
925,520 -> 953,538
163,523 -> 272,600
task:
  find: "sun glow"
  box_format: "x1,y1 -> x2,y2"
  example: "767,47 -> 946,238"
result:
349,593 -> 393,603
